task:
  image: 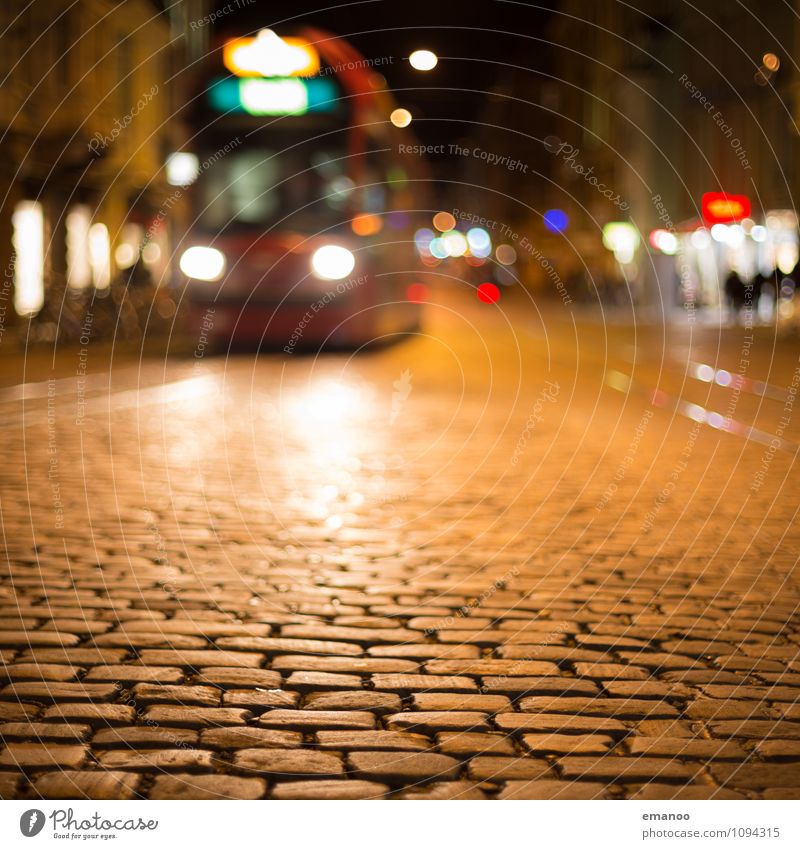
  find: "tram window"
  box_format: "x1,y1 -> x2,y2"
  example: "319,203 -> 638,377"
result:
199,144 -> 347,231
202,151 -> 280,228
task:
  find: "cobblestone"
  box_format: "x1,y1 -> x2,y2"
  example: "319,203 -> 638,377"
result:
1,682 -> 119,701
628,785 -> 747,800
499,780 -> 609,800
494,713 -> 628,735
755,741 -> 800,760
386,711 -> 489,732
627,738 -> 747,760
258,710 -> 376,730
0,721 -> 91,741
521,734 -> 614,755
150,774 -> 266,800
468,756 -> 552,781
0,663 -> 81,682
303,690 -> 401,712
97,749 -> 216,771
284,671 -> 362,691
140,706 -> 252,727
685,700 -> 774,720
271,655 -> 418,674
396,781 -> 486,799
437,732 -> 516,756
200,727 -> 302,749
234,748 -> 343,777
708,720 -> 800,739
412,693 -> 512,711
132,684 -> 220,705
92,727 -> 199,748
270,779 -> 388,799
709,763 -> 800,789
517,696 -> 678,719
481,677 -> 599,696
222,689 -> 299,709
33,771 -> 142,799
0,703 -> 39,721
195,668 -> 282,689
373,673 -> 479,692
0,742 -> 88,768
41,704 -> 136,725
85,665 -> 185,684
0,773 -> 20,798
316,730 -> 431,751
558,757 -> 701,783
137,650 -> 266,668
2,310 -> 799,799
348,751 -> 461,783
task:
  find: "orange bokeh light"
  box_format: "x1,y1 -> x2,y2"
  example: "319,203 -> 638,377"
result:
223,32 -> 320,78
432,211 -> 456,232
351,213 -> 383,236
406,282 -> 429,303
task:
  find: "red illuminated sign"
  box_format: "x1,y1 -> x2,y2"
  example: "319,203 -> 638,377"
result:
701,192 -> 751,224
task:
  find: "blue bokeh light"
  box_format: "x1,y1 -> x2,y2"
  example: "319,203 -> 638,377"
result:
544,209 -> 569,233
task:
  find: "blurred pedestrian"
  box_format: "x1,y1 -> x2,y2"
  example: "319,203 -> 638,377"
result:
724,269 -> 745,322
751,270 -> 766,302
760,268 -> 780,321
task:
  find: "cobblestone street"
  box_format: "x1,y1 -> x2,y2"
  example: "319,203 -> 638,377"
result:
1,290 -> 799,800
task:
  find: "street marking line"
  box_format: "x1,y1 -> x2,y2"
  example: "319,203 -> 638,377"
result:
686,358 -> 786,402
0,376 -> 219,428
605,369 -> 798,455
619,346 -> 790,402
0,373 -> 109,404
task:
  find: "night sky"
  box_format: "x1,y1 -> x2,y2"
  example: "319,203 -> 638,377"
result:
209,0 -> 557,153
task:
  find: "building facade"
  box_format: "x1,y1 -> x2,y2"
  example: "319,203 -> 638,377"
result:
0,0 -> 207,332
546,0 -> 799,312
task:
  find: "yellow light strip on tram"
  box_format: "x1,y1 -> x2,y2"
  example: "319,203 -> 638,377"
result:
224,30 -> 320,78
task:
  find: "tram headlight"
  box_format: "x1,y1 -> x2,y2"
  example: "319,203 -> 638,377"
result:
311,245 -> 355,280
179,246 -> 226,281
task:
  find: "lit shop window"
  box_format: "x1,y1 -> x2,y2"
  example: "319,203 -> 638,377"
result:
89,223 -> 111,289
602,222 -> 640,264
12,200 -> 45,315
114,223 -> 144,270
66,205 -> 92,289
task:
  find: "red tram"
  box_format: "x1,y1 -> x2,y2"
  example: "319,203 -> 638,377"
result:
179,27 -> 428,349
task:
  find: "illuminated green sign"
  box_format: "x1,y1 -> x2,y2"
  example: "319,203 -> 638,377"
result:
208,77 -> 339,115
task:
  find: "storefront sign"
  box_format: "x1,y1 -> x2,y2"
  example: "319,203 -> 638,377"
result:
701,192 -> 751,224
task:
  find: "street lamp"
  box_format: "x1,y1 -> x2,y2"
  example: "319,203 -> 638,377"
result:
390,108 -> 412,127
409,50 -> 438,71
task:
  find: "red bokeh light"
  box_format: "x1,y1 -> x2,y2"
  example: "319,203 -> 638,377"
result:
406,282 -> 429,303
701,192 -> 751,224
477,282 -> 500,303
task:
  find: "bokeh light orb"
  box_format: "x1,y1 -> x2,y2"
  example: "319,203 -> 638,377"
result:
406,282 -> 429,303
466,227 -> 491,252
543,209 -> 569,233
414,228 -> 435,255
496,244 -> 517,265
442,230 -> 468,257
477,282 -> 500,303
409,50 -> 438,71
390,108 -> 412,128
429,237 -> 448,259
432,211 -> 456,232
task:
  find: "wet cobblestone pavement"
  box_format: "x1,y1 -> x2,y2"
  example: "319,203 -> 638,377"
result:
1,295 -> 799,800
